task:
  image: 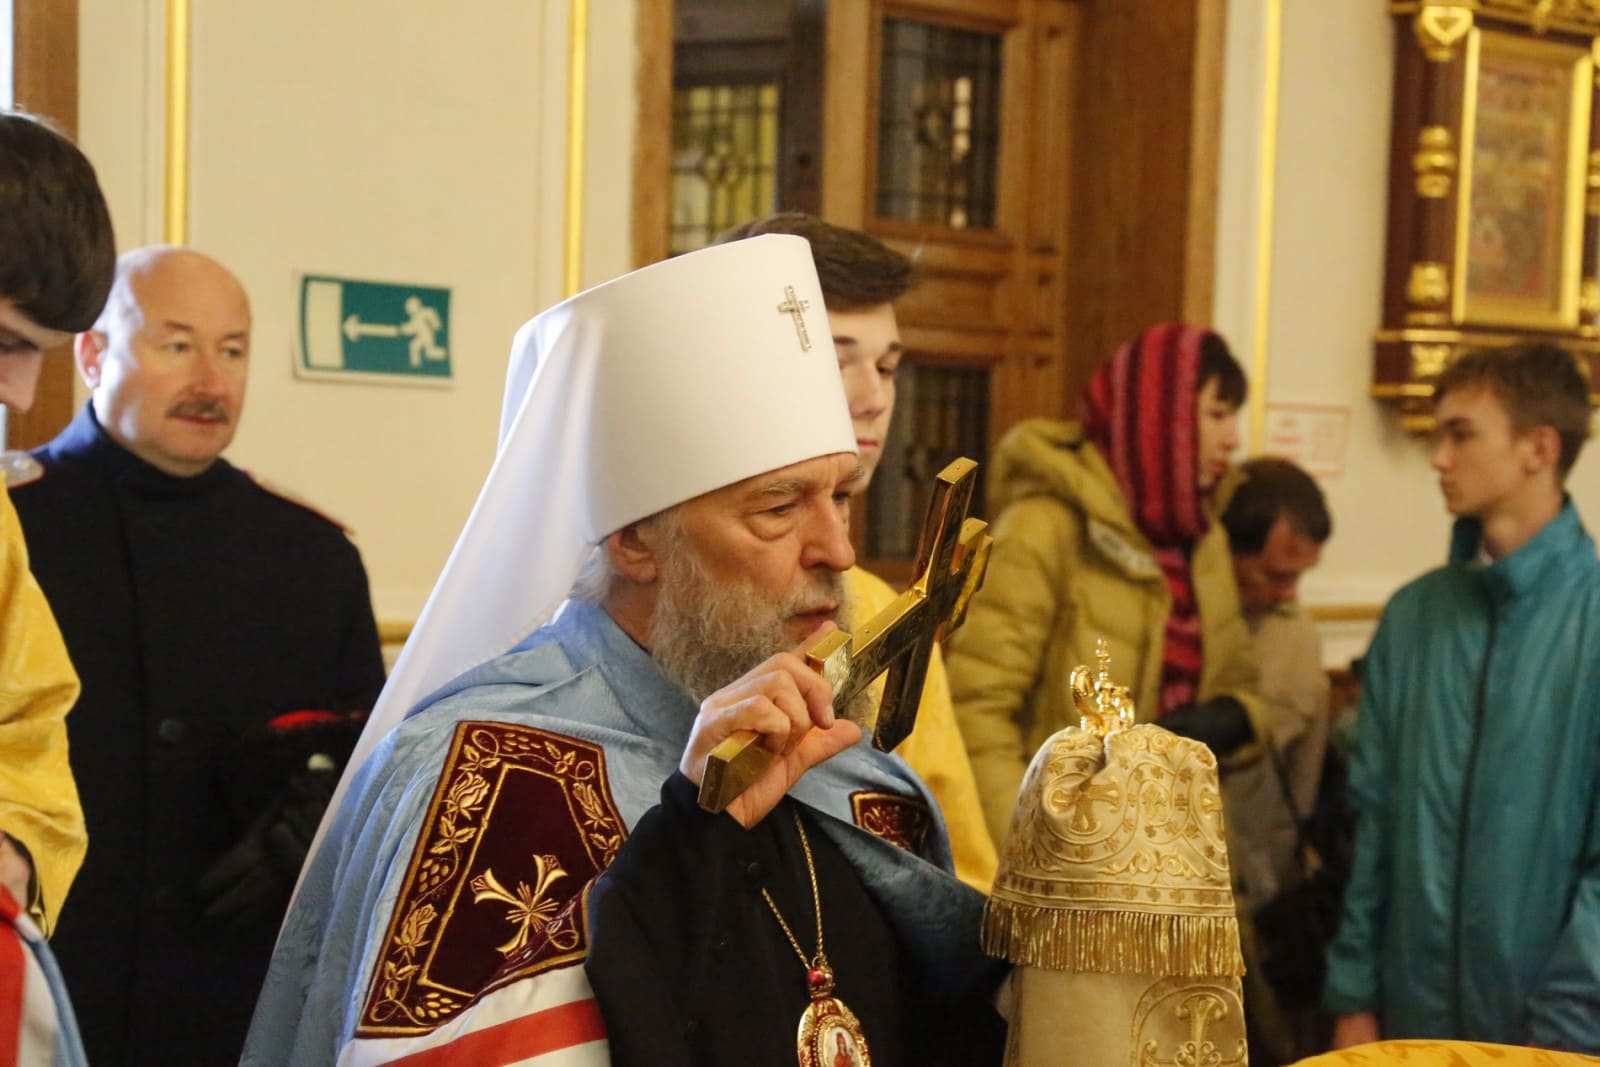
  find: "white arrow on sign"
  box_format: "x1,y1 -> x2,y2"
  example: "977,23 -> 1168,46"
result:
343,314 -> 401,343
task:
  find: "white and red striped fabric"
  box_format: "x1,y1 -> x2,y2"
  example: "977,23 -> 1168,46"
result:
337,962 -> 606,1067
0,885 -> 84,1067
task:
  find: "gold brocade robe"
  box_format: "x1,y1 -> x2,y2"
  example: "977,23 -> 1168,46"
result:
846,565 -> 998,894
0,480 -> 85,929
1292,1041 -> 1600,1066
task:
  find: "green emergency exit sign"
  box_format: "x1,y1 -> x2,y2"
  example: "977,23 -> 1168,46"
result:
297,274 -> 452,384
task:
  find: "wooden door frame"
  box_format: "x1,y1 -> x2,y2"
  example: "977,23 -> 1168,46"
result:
8,0 -> 81,450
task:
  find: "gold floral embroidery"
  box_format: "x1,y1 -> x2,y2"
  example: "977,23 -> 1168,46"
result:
358,722 -> 626,1037
850,792 -> 932,856
470,854 -> 570,957
1126,977 -> 1247,1067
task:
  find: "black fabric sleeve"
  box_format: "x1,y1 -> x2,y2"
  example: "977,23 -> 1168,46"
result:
584,772 -> 764,1067
333,538 -> 386,712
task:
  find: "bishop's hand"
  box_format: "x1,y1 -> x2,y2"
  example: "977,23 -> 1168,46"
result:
680,624 -> 862,829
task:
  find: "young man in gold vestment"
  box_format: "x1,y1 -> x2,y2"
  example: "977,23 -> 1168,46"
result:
0,108 -> 115,1066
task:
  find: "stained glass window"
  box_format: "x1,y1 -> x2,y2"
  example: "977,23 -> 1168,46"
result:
670,82 -> 781,254
866,362 -> 991,560
875,18 -> 1003,230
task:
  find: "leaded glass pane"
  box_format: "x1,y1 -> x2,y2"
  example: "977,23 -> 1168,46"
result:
670,82 -> 781,255
875,18 -> 1002,230
866,362 -> 991,560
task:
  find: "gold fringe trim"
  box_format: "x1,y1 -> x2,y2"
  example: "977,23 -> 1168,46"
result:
981,900 -> 1245,977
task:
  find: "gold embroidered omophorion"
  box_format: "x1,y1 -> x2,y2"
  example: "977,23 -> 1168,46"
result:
355,721 -> 626,1038
761,809 -> 873,1067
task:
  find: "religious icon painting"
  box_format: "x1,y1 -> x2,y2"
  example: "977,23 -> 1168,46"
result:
797,996 -> 871,1067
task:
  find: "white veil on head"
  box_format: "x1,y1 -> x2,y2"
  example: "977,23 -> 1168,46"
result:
323,234 -> 857,844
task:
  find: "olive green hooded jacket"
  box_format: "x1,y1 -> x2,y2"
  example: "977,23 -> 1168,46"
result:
946,418 -> 1264,844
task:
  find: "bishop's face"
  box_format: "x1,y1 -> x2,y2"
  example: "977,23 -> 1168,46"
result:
648,453 -> 861,700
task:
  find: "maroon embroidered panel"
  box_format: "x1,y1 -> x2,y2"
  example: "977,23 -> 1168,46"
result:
356,722 -> 626,1037
850,791 -> 932,858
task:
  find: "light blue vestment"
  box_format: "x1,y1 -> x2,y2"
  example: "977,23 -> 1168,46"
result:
243,600 -> 991,1065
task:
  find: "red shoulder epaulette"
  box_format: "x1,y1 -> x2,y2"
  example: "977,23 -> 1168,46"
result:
239,468 -> 354,535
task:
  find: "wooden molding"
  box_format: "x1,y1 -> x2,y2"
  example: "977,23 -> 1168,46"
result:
7,0 -> 81,451
1062,0 -> 1222,410
631,0 -> 673,268
821,1 -> 872,226
1306,603 -> 1383,623
1183,0 -> 1226,326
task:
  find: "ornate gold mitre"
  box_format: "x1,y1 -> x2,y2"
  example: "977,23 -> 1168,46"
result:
983,645 -> 1248,1066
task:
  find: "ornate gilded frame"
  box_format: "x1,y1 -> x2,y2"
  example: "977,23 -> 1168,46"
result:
1376,1 -> 1600,432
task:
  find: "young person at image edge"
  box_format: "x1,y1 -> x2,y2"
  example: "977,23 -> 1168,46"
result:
1325,343 -> 1600,1052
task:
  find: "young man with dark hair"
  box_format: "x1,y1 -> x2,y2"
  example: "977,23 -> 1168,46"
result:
1326,342 -> 1600,1051
0,111 -> 118,391
715,213 -> 996,891
0,108 -> 113,922
0,106 -> 115,1067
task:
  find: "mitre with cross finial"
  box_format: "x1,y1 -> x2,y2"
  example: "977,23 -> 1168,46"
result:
982,644 -> 1248,1066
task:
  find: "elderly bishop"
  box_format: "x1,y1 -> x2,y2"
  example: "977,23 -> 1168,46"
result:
244,236 -> 1006,1066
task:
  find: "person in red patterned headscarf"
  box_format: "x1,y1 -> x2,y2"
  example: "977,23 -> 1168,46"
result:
947,322 -> 1266,847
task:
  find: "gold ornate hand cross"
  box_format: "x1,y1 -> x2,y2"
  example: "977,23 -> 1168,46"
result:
698,457 -> 992,813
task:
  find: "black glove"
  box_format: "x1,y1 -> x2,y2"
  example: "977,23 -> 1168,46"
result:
198,763 -> 337,931
1159,696 -> 1255,758
199,710 -> 364,931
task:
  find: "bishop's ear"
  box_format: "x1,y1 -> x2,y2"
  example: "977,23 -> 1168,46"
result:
604,521 -> 663,586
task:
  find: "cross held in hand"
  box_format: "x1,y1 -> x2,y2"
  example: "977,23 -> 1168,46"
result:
698,457 -> 993,814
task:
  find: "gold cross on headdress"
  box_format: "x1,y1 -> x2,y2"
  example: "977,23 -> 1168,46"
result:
699,458 -> 992,813
777,285 -> 812,351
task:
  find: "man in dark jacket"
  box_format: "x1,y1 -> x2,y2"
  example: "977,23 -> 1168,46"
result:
1326,343 -> 1600,1052
11,245 -> 386,1066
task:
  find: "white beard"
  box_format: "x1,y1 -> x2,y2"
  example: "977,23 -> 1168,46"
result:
649,544 -> 846,704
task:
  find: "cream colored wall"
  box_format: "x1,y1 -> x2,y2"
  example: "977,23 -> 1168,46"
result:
77,0 -> 637,624
1215,3 -> 1600,668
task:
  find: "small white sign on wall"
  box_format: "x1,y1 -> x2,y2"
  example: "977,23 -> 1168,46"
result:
1262,403 -> 1351,479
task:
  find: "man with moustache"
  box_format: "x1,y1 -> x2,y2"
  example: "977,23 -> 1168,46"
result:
11,246 -> 385,1065
245,236 -> 1003,1066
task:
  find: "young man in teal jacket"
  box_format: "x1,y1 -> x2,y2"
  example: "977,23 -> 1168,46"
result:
1326,343 -> 1600,1052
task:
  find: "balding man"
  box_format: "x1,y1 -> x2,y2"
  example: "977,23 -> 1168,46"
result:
11,246 -> 386,1066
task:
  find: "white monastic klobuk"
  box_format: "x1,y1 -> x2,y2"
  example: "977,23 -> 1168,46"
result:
307,235 -> 858,875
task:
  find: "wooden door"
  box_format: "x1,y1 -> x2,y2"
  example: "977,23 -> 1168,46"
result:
6,0 -> 82,451
633,0 -> 1223,579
